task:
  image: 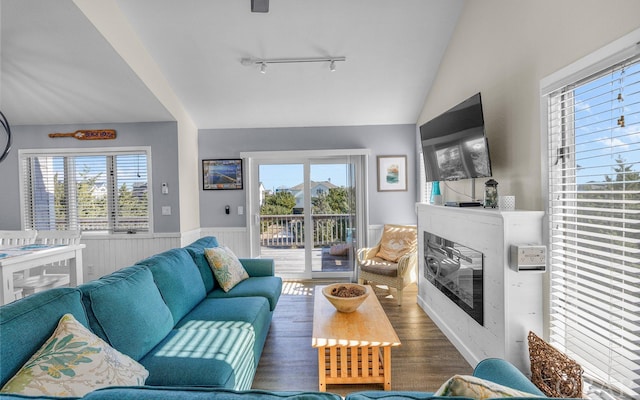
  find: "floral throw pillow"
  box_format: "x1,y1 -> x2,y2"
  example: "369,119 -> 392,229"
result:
375,225 -> 417,262
204,246 -> 249,292
1,314 -> 148,397
435,374 -> 542,399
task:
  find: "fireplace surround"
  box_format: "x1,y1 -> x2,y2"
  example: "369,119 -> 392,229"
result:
416,203 -> 544,371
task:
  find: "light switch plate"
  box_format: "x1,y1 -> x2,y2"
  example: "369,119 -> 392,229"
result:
509,244 -> 547,272
161,206 -> 171,216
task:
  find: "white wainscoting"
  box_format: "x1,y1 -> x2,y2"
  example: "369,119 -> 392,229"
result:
82,234 -> 182,280
81,225 -> 384,281
180,228 -> 203,247
367,224 -> 384,247
200,227 -> 249,257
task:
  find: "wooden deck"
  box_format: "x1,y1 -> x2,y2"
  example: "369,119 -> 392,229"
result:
261,246 -> 353,275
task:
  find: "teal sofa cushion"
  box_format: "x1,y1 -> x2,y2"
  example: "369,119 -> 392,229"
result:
85,387 -> 342,400
0,288 -> 88,387
136,248 -> 206,324
473,358 -> 545,396
238,257 -> 275,276
207,276 -> 282,311
140,327 -> 256,390
346,393 -> 462,400
184,236 -> 219,292
0,394 -> 81,400
79,265 -> 174,360
176,296 -> 272,363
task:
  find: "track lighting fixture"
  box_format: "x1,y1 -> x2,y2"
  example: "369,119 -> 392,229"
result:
241,56 -> 346,73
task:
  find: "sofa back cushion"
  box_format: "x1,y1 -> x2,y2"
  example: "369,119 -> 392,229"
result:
79,265 -> 174,360
85,387 -> 343,400
136,248 -> 206,324
184,236 -> 219,292
0,287 -> 88,386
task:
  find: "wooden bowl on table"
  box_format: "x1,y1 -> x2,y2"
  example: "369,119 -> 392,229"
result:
322,283 -> 370,313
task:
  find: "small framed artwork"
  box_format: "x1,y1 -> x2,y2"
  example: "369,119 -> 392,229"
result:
202,159 -> 243,190
377,155 -> 407,192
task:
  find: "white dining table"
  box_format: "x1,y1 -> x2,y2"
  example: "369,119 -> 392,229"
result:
0,243 -> 85,305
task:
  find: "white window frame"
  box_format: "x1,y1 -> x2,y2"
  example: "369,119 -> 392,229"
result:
541,28 -> 640,400
18,146 -> 153,234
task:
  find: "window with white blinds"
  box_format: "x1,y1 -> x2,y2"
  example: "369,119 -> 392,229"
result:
546,52 -> 640,399
19,148 -> 152,233
418,149 -> 434,203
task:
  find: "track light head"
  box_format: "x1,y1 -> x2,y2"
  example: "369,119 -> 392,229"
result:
260,62 -> 267,74
329,60 -> 336,72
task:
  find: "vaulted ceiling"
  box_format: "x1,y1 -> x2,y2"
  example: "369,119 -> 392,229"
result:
0,0 -> 464,129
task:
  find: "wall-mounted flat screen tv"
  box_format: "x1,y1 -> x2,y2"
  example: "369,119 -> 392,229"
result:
420,93 -> 492,182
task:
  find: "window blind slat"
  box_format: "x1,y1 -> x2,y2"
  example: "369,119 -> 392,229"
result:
551,221 -> 640,237
550,240 -> 640,265
551,259 -> 640,285
551,278 -> 640,315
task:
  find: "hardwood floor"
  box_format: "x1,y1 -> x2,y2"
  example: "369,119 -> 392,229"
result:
252,281 -> 473,397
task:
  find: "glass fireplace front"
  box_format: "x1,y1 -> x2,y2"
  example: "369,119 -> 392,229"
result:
423,231 -> 484,325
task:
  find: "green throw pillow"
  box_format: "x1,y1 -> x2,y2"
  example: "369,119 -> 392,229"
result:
1,314 -> 148,397
204,246 -> 249,292
435,374 -> 542,399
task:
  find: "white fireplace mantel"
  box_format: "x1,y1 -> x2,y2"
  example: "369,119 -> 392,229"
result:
416,203 -> 545,373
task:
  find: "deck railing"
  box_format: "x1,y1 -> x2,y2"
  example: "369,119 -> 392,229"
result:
260,214 -> 352,248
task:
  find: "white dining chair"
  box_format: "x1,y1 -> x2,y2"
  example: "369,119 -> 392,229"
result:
0,230 -> 37,247
0,230 -> 38,300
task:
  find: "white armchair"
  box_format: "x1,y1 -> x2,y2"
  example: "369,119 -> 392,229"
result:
357,224 -> 417,305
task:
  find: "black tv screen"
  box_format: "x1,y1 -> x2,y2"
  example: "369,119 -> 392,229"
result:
420,93 -> 492,182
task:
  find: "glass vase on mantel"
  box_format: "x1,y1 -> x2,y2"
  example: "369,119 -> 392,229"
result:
430,181 -> 441,205
483,179 -> 498,208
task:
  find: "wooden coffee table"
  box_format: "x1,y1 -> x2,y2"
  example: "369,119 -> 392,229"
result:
312,285 -> 401,391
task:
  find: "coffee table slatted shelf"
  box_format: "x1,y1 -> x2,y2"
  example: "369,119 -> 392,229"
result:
312,285 -> 401,391
321,346 -> 386,385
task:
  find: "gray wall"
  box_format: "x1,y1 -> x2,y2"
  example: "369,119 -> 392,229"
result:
0,121 -> 181,233
198,124 -> 419,228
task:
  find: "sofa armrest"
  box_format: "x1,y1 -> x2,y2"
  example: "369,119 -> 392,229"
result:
473,358 -> 544,396
239,258 -> 275,277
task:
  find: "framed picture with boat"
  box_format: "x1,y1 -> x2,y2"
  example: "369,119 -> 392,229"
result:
202,159 -> 243,190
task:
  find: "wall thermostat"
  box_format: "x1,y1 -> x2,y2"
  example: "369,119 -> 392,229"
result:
509,244 -> 547,272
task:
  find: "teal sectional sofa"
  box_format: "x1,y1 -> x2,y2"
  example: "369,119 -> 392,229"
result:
0,236 -> 571,399
0,236 -> 283,396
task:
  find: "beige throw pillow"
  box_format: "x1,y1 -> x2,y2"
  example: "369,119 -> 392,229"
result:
1,314 -> 148,397
204,246 -> 249,292
435,374 -> 542,399
375,225 -> 416,262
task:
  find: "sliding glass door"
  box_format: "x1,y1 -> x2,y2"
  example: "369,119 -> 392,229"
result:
244,150 -> 368,280
309,162 -> 356,277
